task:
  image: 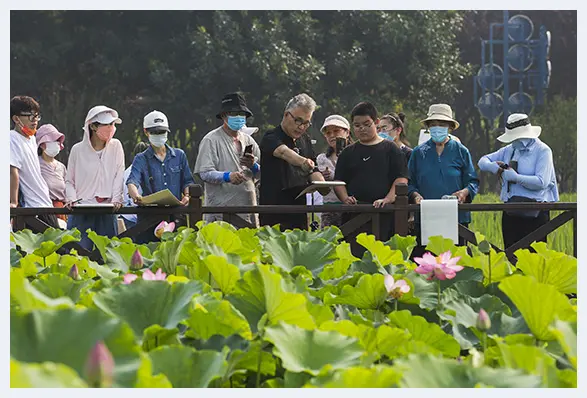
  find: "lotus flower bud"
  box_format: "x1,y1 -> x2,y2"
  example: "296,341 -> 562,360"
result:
85,341 -> 115,388
476,309 -> 491,331
130,249 -> 144,270
68,264 -> 80,280
478,240 -> 491,255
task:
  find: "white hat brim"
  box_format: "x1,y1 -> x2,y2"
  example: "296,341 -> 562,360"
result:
321,119 -> 350,133
497,125 -> 541,143
420,114 -> 460,130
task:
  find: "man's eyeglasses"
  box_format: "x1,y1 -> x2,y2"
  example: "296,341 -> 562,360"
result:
353,121 -> 374,130
287,112 -> 312,129
19,113 -> 41,122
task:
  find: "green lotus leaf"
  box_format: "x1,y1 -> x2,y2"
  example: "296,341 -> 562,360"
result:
32,273 -> 92,303
11,228 -> 81,258
234,227 -> 264,263
490,342 -> 561,387
225,341 -> 276,380
396,354 -> 541,387
401,272 -> 438,310
60,254 -> 118,280
264,322 -> 365,376
357,233 -> 405,267
424,235 -> 459,256
178,243 -> 212,282
261,234 -> 336,275
227,264 -> 316,333
515,244 -> 577,294
324,273 -> 388,310
10,268 -> 74,312
11,308 -> 141,387
141,325 -> 181,352
203,255 -> 241,295
387,310 -> 460,357
11,248 -> 23,267
195,222 -> 252,269
306,365 -> 402,388
549,320 -> 577,369
375,324 -> 414,359
10,359 -> 88,388
257,225 -> 343,244
93,279 -> 208,336
152,228 -> 193,275
318,242 -> 359,280
499,275 -> 576,341
185,294 -> 252,340
306,299 -> 335,326
438,289 -> 528,349
134,354 -> 172,388
310,272 -> 364,301
385,234 -> 418,261
149,345 -> 227,388
19,252 -> 60,274
463,244 -> 514,285
557,369 -> 577,388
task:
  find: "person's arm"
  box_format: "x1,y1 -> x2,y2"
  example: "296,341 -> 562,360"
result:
195,137 -> 245,185
111,142 -> 125,206
457,147 -> 480,202
64,148 -> 78,203
375,146 -> 410,207
478,147 -> 507,174
407,150 -> 423,204
10,166 -> 19,207
273,144 -> 314,171
126,155 -> 145,204
333,150 -> 356,204
376,177 -> 409,207
503,147 -> 556,191
179,152 -> 195,205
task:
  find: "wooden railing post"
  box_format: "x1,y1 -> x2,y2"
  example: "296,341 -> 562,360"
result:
188,184 -> 204,228
394,183 -> 409,236
394,184 -> 409,236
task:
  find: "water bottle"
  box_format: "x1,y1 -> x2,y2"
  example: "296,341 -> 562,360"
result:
241,168 -> 254,180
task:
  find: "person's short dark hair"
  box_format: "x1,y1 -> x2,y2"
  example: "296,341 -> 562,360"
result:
10,96 -> 40,119
351,101 -> 377,122
133,141 -> 149,156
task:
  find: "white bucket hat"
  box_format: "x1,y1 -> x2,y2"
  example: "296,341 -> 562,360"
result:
420,104 -> 460,130
497,113 -> 541,143
320,114 -> 350,133
84,105 -> 122,126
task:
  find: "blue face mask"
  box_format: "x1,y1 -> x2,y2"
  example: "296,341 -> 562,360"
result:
512,138 -> 533,150
429,126 -> 449,143
378,132 -> 395,141
227,116 -> 247,131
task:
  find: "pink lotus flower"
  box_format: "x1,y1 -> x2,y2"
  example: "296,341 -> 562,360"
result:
122,269 -> 167,285
384,275 -> 410,299
85,341 -> 114,388
130,249 -> 143,270
68,264 -> 80,280
154,221 -> 175,239
413,251 -> 463,281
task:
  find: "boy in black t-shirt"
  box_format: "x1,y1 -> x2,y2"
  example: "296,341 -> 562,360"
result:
334,102 -> 409,255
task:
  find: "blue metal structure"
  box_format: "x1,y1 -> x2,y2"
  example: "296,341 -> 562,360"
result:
474,11 -> 551,125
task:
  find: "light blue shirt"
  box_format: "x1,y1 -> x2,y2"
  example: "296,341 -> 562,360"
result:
478,138 -> 559,203
121,166 -> 140,223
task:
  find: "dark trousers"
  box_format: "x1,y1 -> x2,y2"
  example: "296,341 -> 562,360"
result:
259,213 -> 308,232
37,213 -> 60,229
502,211 -> 550,250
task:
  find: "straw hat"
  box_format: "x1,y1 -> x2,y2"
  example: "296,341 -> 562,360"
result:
420,104 -> 460,130
497,113 -> 541,143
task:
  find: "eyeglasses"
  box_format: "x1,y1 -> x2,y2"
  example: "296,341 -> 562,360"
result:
287,112 -> 312,129
352,121 -> 375,131
19,113 -> 41,122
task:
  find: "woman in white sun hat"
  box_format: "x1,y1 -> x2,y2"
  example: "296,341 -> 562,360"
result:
65,105 -> 125,250
478,113 -> 558,252
316,114 -> 352,228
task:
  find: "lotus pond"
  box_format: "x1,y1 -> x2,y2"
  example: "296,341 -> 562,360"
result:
9,222 -> 577,388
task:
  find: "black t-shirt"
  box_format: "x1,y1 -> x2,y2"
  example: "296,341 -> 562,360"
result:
259,124 -> 316,206
334,140 -> 409,203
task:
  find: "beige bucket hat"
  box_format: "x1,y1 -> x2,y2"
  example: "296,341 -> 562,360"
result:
420,104 -> 460,130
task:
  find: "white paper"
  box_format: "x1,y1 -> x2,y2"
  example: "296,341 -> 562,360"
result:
420,199 -> 459,245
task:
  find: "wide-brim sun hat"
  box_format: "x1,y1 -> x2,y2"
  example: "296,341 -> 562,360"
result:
36,124 -> 65,150
320,114 -> 350,133
420,103 -> 460,130
497,113 -> 541,143
84,105 -> 122,126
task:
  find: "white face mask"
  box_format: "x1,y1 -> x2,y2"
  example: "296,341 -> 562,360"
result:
44,141 -> 61,157
149,133 -> 168,148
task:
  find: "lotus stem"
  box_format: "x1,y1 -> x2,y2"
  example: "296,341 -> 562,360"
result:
482,333 -> 488,364
394,300 -> 398,312
255,343 -> 263,388
437,279 -> 442,310
488,251 -> 492,286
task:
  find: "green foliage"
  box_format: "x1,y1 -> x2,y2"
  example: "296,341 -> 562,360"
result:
9,225 -> 577,388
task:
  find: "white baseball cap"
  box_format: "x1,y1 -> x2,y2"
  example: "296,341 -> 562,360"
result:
143,110 -> 170,132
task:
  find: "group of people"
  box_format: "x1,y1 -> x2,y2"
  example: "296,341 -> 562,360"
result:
10,92 -> 559,255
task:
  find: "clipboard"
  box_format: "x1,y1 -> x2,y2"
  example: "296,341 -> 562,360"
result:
74,203 -> 115,208
140,189 -> 182,206
295,181 -> 346,199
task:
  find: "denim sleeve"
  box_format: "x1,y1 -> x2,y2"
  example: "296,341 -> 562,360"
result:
407,150 -> 419,197
126,154 -> 145,188
180,151 -> 195,191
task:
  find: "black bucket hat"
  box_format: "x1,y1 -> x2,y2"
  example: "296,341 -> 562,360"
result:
216,92 -> 253,119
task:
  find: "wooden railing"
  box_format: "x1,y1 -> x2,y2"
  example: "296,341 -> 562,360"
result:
10,183 -> 577,262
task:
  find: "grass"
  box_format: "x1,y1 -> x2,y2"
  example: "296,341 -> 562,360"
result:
471,192 -> 576,256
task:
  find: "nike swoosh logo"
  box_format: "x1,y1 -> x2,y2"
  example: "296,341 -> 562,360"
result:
363,157 -> 371,161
